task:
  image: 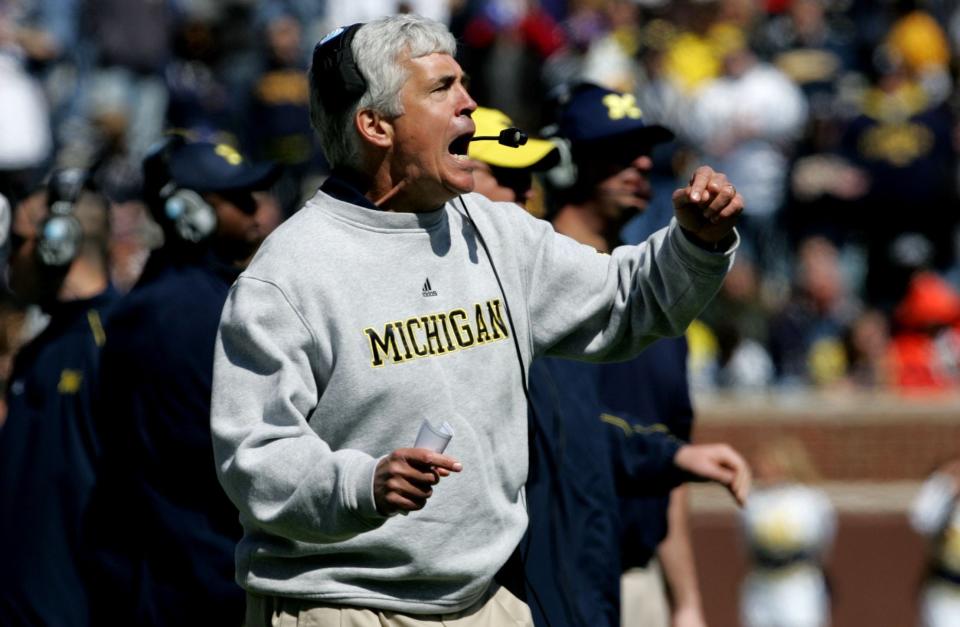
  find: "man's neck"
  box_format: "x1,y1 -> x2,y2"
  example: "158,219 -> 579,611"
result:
366,161 -> 452,213
56,259 -> 108,302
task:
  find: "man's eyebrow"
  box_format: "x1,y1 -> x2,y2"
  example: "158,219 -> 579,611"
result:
429,74 -> 458,90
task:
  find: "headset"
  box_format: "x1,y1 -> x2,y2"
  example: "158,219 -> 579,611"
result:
142,135 -> 217,244
538,83 -> 579,191
541,132 -> 577,190
36,168 -> 87,267
0,192 -> 10,251
311,23 -> 365,113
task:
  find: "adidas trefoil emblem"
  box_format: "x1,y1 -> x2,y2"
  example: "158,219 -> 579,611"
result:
422,278 -> 438,297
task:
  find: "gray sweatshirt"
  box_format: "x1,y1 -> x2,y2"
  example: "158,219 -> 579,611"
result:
210,190 -> 735,613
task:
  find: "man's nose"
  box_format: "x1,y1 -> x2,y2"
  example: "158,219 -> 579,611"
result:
456,84 -> 477,117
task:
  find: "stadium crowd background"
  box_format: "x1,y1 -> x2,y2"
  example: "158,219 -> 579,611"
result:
3,1 -> 960,625
4,0 -> 960,402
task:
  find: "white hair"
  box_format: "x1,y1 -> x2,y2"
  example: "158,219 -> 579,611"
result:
309,14 -> 457,170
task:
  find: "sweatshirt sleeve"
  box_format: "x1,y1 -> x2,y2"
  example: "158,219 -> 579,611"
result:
508,206 -> 736,360
210,276 -> 386,544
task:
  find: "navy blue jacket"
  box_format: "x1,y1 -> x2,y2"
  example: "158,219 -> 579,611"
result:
598,336 -> 693,570
0,289 -> 117,627
522,345 -> 688,627
85,252 -> 244,626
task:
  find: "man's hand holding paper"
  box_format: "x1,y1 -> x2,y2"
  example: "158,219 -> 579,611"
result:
373,420 -> 460,516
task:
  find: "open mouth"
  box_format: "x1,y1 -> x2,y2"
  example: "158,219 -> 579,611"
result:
448,132 -> 473,161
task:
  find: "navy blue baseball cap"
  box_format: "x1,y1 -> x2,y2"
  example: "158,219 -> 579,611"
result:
167,142 -> 279,193
553,82 -> 674,147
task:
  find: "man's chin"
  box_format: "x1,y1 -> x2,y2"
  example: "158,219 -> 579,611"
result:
445,174 -> 475,197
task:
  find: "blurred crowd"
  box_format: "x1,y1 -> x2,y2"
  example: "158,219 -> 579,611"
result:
4,0 -> 960,399
2,4 -> 960,626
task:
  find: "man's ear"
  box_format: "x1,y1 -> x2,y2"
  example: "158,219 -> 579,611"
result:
356,109 -> 393,149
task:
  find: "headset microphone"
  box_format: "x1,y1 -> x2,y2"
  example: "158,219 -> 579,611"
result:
469,127 -> 528,148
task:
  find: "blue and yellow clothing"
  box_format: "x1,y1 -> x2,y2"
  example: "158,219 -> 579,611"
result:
0,289 -> 117,627
598,336 -> 693,570
85,252 -> 244,626
523,343 -> 689,627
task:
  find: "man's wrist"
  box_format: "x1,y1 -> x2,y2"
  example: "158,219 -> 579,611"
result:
679,226 -> 736,252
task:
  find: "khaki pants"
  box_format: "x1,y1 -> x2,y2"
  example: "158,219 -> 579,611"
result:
245,584 -> 532,627
621,560 -> 670,627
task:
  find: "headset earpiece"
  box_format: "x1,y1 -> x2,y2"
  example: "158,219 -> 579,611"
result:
0,192 -> 11,250
311,23 -> 366,113
543,134 -> 577,190
162,185 -> 217,243
144,135 -> 217,243
36,168 -> 86,267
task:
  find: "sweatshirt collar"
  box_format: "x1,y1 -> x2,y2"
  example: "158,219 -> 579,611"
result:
316,169 -> 448,231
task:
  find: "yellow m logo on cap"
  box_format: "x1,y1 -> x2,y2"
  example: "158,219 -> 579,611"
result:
602,93 -> 642,121
215,144 -> 244,166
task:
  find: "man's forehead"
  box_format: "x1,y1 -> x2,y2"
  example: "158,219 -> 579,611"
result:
405,52 -> 462,79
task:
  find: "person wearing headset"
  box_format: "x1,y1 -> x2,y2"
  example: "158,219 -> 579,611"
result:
0,169 -> 117,626
83,138 -> 279,626
545,82 -> 732,627
211,14 -> 743,627
470,102 -> 750,627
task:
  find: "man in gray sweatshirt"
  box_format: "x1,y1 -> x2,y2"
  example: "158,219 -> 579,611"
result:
211,14 -> 744,627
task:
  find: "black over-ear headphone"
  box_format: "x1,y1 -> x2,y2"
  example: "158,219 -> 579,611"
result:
540,132 -> 577,190
0,192 -> 11,251
37,168 -> 87,267
311,23 -> 366,113
539,83 -> 579,190
143,135 -> 217,243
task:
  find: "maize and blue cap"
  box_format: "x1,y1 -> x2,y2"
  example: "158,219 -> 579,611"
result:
554,83 -> 674,147
468,107 -> 559,171
167,142 -> 279,193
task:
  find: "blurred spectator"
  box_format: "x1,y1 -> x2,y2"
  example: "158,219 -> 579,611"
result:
1,0 -> 80,162
579,0 -> 642,93
0,50 -> 52,176
910,458 -> 960,627
699,254 -> 776,390
756,0 -> 857,106
164,14 -> 235,143
84,138 -> 280,625
839,47 -> 957,309
885,5 -> 952,105
324,0 -> 450,35
741,436 -> 836,627
0,169 -> 116,626
769,235 -> 861,387
688,23 -> 808,285
76,0 -> 175,165
659,1 -> 726,95
0,3 -> 57,193
0,190 -> 28,425
888,271 -> 960,392
842,307 -> 891,389
244,7 -> 324,215
257,0 -> 327,60
540,3 -> 601,93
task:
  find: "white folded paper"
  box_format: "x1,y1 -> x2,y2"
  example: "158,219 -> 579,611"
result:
414,419 -> 454,453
